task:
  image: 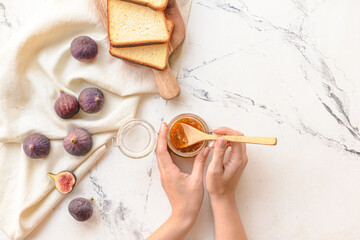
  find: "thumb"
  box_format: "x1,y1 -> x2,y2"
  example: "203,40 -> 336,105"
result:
191,147 -> 211,181
208,138 -> 227,173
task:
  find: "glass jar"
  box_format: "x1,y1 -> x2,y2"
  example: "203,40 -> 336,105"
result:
112,119 -> 157,158
167,113 -> 210,158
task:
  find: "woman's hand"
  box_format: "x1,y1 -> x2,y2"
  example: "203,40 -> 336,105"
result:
206,127 -> 248,200
206,127 -> 248,240
147,122 -> 210,240
157,122 -> 210,222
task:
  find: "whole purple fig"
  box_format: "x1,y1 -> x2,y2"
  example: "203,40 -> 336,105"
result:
63,128 -> 92,156
54,90 -> 80,119
68,197 -> 93,221
23,133 -> 50,159
70,36 -> 98,63
78,88 -> 104,114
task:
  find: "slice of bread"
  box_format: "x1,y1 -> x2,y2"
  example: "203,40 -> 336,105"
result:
108,0 -> 170,47
109,19 -> 174,70
123,0 -> 168,11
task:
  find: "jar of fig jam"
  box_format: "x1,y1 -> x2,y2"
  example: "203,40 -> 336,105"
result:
167,113 -> 209,158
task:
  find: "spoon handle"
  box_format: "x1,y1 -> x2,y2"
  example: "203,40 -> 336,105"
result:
205,135 -> 277,145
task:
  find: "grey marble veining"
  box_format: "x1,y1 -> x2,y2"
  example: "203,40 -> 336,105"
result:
0,3 -> 11,28
179,0 -> 360,156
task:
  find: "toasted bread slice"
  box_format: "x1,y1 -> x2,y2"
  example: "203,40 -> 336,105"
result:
123,0 -> 168,11
110,19 -> 174,70
108,0 -> 169,47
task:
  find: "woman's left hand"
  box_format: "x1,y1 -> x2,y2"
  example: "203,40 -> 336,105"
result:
156,122 -> 211,224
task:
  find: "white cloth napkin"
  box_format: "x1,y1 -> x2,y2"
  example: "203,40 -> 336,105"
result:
0,0 -> 191,239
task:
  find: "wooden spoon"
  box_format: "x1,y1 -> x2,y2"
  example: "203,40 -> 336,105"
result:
93,0 -> 185,100
179,123 -> 277,148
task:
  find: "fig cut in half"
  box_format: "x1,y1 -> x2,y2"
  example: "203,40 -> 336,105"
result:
48,171 -> 77,194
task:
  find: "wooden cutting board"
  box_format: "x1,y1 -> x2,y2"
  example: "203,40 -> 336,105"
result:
94,0 -> 185,100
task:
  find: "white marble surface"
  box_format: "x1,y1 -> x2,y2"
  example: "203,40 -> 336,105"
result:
1,0 -> 360,239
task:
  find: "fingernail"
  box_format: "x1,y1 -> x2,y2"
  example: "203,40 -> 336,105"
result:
217,138 -> 227,147
202,147 -> 210,157
208,140 -> 215,148
160,122 -> 165,132
212,128 -> 219,132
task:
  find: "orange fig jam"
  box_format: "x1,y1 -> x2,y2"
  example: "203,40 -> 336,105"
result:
169,118 -> 205,153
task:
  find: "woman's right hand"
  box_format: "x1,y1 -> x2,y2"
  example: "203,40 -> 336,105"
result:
206,127 -> 248,240
206,127 -> 248,200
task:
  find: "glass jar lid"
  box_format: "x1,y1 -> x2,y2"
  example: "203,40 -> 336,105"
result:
113,119 -> 157,158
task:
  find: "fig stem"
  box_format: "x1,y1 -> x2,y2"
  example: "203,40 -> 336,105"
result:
95,96 -> 100,102
29,145 -> 34,150
71,138 -> 77,144
48,172 -> 55,180
60,90 -> 65,94
90,197 -> 94,202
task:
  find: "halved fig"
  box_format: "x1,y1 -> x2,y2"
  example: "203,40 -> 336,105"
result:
48,171 -> 76,194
